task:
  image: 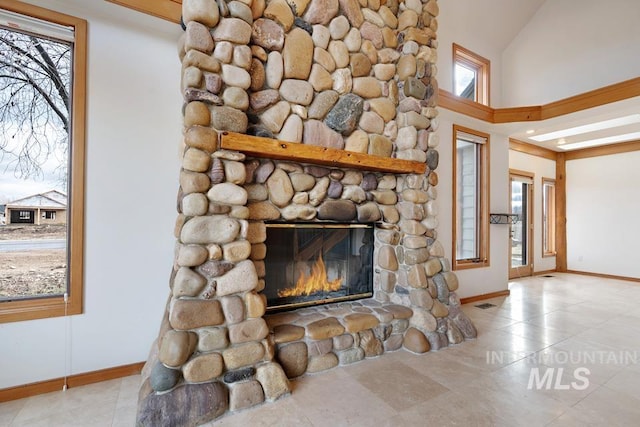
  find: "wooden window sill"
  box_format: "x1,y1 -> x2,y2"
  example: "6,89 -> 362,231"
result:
0,296 -> 81,323
453,261 -> 490,271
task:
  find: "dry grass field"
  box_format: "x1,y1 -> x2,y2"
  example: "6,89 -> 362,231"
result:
0,225 -> 67,299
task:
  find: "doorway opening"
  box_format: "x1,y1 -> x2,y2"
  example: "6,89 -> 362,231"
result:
509,171 -> 533,278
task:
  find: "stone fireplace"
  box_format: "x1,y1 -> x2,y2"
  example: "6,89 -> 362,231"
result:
137,0 -> 477,425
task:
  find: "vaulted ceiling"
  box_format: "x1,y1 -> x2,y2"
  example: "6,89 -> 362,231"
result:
439,0 -> 640,152
439,0 -> 546,52
107,0 -> 640,152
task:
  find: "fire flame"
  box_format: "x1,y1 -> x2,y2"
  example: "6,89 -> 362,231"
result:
277,254 -> 343,298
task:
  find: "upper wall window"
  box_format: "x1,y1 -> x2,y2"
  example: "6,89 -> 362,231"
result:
453,125 -> 490,270
453,43 -> 490,106
0,1 -> 86,323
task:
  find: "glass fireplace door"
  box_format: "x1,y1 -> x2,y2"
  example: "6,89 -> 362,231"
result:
264,223 -> 374,312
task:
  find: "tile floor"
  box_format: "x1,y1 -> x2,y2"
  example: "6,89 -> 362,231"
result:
3,273 -> 640,426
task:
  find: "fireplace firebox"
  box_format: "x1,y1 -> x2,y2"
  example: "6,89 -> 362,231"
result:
264,223 -> 374,312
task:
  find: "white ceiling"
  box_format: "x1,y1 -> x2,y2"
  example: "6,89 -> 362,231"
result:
442,0 -> 640,152
506,97 -> 640,151
442,0 -> 547,52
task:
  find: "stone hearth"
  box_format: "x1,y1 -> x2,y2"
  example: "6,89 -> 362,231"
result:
137,0 -> 477,425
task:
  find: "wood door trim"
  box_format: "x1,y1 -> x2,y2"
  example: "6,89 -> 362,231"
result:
509,171 -> 534,279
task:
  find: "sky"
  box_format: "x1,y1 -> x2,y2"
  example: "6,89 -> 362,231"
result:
454,63 -> 475,96
0,143 -> 67,204
0,109 -> 68,204
0,172 -> 64,204
0,27 -> 70,205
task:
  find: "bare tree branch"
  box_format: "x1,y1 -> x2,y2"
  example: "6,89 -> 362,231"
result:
32,37 -> 70,112
0,58 -> 69,130
0,26 -> 71,183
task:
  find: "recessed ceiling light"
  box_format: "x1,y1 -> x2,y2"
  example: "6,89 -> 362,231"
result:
526,130 -> 535,135
557,131 -> 640,150
557,138 -> 566,145
531,114 -> 640,142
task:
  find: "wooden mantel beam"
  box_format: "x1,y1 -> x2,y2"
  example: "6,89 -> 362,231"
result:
219,132 -> 427,175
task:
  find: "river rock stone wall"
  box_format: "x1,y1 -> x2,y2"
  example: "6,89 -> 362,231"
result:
137,0 -> 477,425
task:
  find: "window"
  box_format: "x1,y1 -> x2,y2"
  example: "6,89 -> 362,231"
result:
453,43 -> 490,106
453,125 -> 489,269
0,1 -> 86,323
542,178 -> 556,257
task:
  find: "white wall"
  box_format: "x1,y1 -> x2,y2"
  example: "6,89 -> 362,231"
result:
502,0 -> 640,106
436,1 -> 510,297
436,113 -> 510,298
437,0 -> 548,108
0,0 -> 182,388
566,152 -> 640,279
508,150 -> 556,273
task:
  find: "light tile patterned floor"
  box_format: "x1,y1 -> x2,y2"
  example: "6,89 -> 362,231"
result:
3,273 -> 640,426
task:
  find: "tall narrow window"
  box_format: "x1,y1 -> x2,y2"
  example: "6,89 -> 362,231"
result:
542,178 -> 556,257
453,43 -> 490,106
453,126 -> 489,269
0,1 -> 86,323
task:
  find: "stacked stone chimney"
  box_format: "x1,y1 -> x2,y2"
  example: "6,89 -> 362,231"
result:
137,0 -> 477,425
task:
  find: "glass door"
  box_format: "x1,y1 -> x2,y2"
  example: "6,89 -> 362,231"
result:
509,172 -> 533,278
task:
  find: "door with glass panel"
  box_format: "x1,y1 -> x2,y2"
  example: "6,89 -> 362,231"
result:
509,172 -> 533,278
